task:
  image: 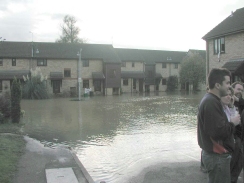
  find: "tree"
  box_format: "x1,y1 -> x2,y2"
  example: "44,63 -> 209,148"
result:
167,75 -> 178,92
179,54 -> 206,91
56,15 -> 85,43
11,78 -> 21,123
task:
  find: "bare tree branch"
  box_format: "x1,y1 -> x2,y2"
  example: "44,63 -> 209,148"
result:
56,15 -> 85,43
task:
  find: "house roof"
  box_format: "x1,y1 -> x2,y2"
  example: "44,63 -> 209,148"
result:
115,48 -> 187,64
222,58 -> 244,74
50,72 -> 63,79
0,42 -> 121,63
121,71 -> 145,79
114,48 -> 145,62
0,42 -> 187,64
0,70 -> 30,79
203,7 -> 244,40
92,72 -> 105,79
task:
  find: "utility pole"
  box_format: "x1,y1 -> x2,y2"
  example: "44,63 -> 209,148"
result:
77,48 -> 82,100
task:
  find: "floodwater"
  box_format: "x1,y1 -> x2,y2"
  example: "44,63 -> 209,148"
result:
21,91 -> 205,183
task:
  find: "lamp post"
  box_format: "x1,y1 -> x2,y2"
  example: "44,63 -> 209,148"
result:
77,48 -> 82,100
29,32 -> 39,69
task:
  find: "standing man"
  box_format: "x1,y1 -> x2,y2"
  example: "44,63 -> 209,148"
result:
197,68 -> 240,183
232,81 -> 244,114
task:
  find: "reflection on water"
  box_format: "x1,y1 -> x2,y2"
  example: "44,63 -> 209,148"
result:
21,91 -> 205,183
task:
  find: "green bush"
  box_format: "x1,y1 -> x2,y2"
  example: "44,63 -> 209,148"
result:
0,93 -> 11,118
167,75 -> 178,92
0,112 -> 4,123
11,78 -> 22,123
22,67 -> 49,99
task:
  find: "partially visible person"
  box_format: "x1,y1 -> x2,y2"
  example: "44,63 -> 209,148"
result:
198,68 -> 239,183
232,81 -> 244,114
221,87 -> 242,183
231,81 -> 244,182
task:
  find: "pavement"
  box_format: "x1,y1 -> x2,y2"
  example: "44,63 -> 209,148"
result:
129,161 -> 243,183
13,136 -> 244,183
13,136 -> 94,183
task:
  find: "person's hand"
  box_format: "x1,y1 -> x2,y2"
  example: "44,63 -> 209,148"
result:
230,96 -> 235,106
233,95 -> 239,102
230,113 -> 240,126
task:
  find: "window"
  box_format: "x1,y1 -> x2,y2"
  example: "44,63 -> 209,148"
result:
162,78 -> 167,85
37,59 -> 47,66
174,64 -> 178,69
162,63 -> 166,68
109,69 -> 116,78
132,62 -> 135,67
12,58 -> 16,66
83,79 -> 89,88
64,68 -> 71,77
83,60 -> 89,67
123,79 -> 128,86
214,37 -> 225,54
0,58 -> 2,66
121,62 -> 126,67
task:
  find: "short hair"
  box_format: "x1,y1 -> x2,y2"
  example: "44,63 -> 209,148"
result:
208,68 -> 231,89
231,81 -> 244,89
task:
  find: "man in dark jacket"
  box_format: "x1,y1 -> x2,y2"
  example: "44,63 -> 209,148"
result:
197,68 -> 240,183
232,81 -> 244,114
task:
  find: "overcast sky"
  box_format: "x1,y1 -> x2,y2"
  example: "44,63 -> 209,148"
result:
0,0 -> 244,51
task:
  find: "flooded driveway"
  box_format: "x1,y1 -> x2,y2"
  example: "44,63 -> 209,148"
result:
21,91 -> 205,183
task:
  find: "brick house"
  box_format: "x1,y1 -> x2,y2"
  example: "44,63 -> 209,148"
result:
115,48 -> 187,93
202,7 -> 244,81
0,41 -> 187,96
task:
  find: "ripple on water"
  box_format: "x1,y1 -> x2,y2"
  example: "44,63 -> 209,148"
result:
21,92 -> 204,183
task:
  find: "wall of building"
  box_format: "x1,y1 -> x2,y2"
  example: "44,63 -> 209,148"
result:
121,61 -> 144,71
1,58 -> 29,70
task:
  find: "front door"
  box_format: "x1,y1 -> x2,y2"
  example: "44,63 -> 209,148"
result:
94,80 -> 101,91
53,80 -> 61,93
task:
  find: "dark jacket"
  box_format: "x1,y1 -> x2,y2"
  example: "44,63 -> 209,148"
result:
234,97 -> 244,141
197,93 -> 235,153
234,97 -> 244,114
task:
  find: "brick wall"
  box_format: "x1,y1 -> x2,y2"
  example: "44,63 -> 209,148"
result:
208,32 -> 244,71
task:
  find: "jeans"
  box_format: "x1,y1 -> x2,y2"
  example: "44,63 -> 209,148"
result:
230,137 -> 242,183
202,150 -> 232,183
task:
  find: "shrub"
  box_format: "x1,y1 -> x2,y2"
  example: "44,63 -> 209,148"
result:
11,78 -> 22,123
0,93 -> 11,118
167,75 -> 178,92
22,67 -> 49,99
0,112 -> 4,123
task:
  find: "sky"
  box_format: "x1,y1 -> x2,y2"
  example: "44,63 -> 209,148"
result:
0,0 -> 244,51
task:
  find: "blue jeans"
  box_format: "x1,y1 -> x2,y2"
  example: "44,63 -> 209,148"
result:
202,150 -> 232,183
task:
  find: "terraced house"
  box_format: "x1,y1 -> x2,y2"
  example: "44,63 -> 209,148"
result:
0,41 -> 187,96
203,7 -> 244,82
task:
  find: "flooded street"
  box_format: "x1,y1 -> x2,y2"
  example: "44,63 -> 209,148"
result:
21,91 -> 205,183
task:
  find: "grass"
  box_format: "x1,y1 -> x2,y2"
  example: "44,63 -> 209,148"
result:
0,122 -> 26,183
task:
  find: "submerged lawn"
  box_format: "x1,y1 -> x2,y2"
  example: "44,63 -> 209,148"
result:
0,123 -> 25,183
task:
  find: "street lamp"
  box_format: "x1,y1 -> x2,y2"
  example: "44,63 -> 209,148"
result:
29,31 -> 39,68
77,48 -> 82,100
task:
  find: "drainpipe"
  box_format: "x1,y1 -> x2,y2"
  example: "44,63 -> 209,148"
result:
206,40 -> 209,85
